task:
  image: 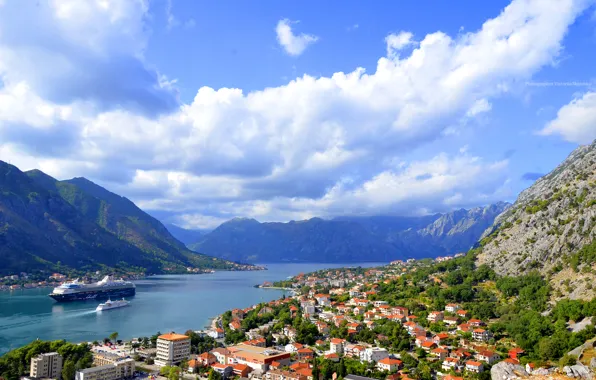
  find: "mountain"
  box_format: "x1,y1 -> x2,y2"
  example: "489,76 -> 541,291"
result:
0,162 -> 244,276
189,204 -> 510,263
165,224 -> 207,245
477,140 -> 596,299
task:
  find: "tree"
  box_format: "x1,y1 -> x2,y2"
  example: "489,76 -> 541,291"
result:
338,358 -> 347,378
208,368 -> 222,380
312,358 -> 320,380
109,332 -> 119,342
62,360 -> 76,380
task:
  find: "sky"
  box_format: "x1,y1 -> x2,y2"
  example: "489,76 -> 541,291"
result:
1,0 -> 596,230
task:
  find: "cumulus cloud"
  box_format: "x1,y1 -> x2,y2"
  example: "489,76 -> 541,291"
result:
276,19 -> 319,56
540,92 -> 596,144
0,0 -> 178,117
385,32 -> 415,57
0,0 -> 592,227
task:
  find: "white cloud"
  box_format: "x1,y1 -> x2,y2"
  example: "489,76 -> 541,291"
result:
540,92 -> 596,144
0,0 -> 592,225
385,31 -> 415,57
466,98 -> 492,117
275,19 -> 319,56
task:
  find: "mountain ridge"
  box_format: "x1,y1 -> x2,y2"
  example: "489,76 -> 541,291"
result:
477,140 -> 596,299
0,161 -> 246,275
188,202 -> 510,263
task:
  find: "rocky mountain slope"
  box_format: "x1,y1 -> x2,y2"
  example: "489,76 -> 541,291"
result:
477,140 -> 596,299
189,203 -> 510,263
0,161 -> 244,275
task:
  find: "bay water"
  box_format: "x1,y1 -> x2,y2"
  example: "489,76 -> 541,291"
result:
0,262 -> 383,355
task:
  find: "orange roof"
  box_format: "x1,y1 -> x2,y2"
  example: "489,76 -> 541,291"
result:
378,358 -> 402,365
473,328 -> 486,333
466,360 -> 482,366
421,341 -> 436,348
330,338 -> 345,344
435,333 -> 449,339
158,333 -> 189,342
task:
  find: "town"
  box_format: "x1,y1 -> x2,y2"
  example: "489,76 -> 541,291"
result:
5,251 -> 595,380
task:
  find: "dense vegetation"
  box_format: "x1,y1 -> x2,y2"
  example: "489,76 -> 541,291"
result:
0,161 -> 241,276
0,340 -> 92,380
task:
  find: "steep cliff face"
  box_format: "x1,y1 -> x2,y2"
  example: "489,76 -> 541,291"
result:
477,141 -> 596,299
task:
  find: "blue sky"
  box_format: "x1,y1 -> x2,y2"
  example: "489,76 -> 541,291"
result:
0,0 -> 595,229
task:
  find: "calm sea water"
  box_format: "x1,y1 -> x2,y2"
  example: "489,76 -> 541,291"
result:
0,262 -> 383,355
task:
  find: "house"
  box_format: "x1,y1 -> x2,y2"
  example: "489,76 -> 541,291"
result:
444,316 -> 459,326
325,353 -> 340,362
297,348 -> 314,361
472,328 -> 491,342
330,338 -> 346,354
433,333 -> 450,344
267,369 -> 307,380
442,357 -> 460,371
420,341 -> 437,351
211,363 -> 233,378
477,350 -> 500,364
360,348 -> 389,363
457,323 -> 471,333
197,352 -> 217,366
376,358 -> 402,372
353,307 -> 363,315
232,363 -> 251,377
315,321 -> 329,334
229,320 -> 242,331
187,359 -> 199,373
393,306 -> 409,316
347,322 -> 363,332
427,311 -> 444,323
509,348 -> 525,361
431,348 -> 448,360
211,348 -> 231,364
456,310 -> 470,319
285,343 -> 303,353
373,300 -> 388,307
465,360 -> 484,373
468,319 -> 484,327
445,303 -> 461,313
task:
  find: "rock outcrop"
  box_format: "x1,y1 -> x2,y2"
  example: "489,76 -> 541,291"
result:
491,360 -> 529,380
477,140 -> 596,299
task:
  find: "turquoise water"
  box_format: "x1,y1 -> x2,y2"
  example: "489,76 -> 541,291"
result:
0,262 -> 383,355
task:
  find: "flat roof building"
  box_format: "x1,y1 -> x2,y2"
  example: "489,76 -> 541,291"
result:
75,358 -> 134,380
155,332 -> 191,367
227,344 -> 291,372
30,352 -> 63,379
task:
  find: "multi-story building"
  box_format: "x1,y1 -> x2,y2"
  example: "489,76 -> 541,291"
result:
226,344 -> 291,372
360,348 -> 389,363
330,338 -> 345,354
75,358 -> 134,380
155,332 -> 191,367
30,352 -> 63,379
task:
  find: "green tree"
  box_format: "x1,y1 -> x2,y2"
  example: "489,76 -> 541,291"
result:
109,332 -> 119,342
312,358 -> 320,380
62,360 -> 76,380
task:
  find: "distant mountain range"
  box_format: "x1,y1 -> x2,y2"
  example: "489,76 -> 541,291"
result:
178,202 -> 510,263
0,161 -> 246,276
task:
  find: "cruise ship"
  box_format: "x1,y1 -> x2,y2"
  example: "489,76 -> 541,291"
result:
96,298 -> 130,311
49,276 -> 135,302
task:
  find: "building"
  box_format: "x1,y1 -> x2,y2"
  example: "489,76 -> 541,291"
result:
30,352 -> 63,379
465,360 -> 484,373
477,350 -> 500,364
75,358 -> 134,380
445,303 -> 460,313
427,311 -> 444,323
360,347 -> 388,363
226,344 -> 291,372
376,358 -> 402,372
472,328 -> 491,342
330,338 -> 346,354
93,352 -> 125,366
155,332 -> 191,367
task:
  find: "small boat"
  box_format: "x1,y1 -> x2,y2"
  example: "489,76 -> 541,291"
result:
96,298 -> 130,312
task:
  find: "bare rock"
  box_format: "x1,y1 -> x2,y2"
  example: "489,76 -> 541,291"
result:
491,360 -> 529,380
